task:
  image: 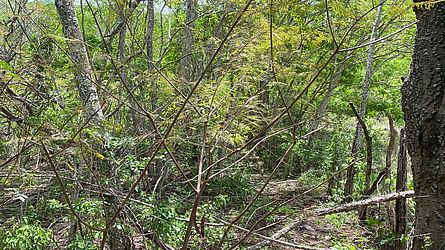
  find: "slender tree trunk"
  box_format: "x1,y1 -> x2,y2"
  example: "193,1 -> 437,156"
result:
344,0 -> 383,201
146,0 -> 157,112
146,0 -> 154,72
181,0 -> 196,81
145,0 -> 163,192
395,128 -> 407,250
106,13 -> 134,250
55,1 -> 104,245
402,2 -> 445,249
384,117 -> 397,188
55,0 -> 103,122
259,74 -> 270,105
384,116 -> 397,229
310,59 -> 346,131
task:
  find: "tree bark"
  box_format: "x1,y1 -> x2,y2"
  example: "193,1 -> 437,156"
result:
146,0 -> 154,72
310,57 -> 346,132
344,0 -> 383,201
146,0 -> 158,113
395,128 -> 407,250
348,102 -> 373,220
402,2 -> 445,249
181,0 -> 196,81
384,116 -> 397,229
316,190 -> 415,216
55,0 -> 103,122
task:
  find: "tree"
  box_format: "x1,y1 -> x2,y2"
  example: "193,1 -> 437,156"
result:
402,1 -> 445,249
344,0 -> 383,201
0,0 -> 418,248
55,0 -> 103,122
181,0 -> 196,81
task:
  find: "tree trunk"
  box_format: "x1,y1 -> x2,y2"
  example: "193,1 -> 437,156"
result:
384,116 -> 397,230
344,0 -> 383,201
310,57 -> 346,132
395,128 -> 407,250
181,0 -> 196,81
402,2 -> 445,249
146,0 -> 157,113
146,0 -> 154,72
55,0 -> 103,122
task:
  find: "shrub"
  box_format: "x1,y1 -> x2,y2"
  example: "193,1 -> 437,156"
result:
0,219 -> 52,250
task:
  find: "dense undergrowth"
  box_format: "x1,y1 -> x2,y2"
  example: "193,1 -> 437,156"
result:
0,0 -> 416,249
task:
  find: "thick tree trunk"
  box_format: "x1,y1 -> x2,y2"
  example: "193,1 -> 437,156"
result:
402,2 -> 445,249
344,0 -> 383,201
55,0 -> 103,122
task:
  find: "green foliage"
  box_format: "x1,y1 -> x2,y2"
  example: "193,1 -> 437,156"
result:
138,197 -> 187,247
74,198 -> 103,218
0,219 -> 52,250
68,237 -> 99,250
326,213 -> 351,229
0,0 -> 417,248
205,168 -> 254,197
332,242 -> 358,250
46,198 -> 67,211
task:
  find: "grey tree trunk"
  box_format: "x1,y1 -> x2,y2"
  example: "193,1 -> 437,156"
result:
146,0 -> 154,72
117,16 -> 141,133
146,0 -> 157,112
344,0 -> 383,201
310,59 -> 346,132
402,2 -> 445,249
55,0 -> 103,122
181,0 -> 196,81
145,0 -> 163,191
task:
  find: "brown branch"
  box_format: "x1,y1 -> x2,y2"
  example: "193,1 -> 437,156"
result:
349,102 -> 374,220
40,142 -> 105,232
339,21 -> 416,52
348,102 -> 372,190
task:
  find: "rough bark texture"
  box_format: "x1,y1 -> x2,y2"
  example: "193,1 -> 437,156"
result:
402,2 -> 445,249
55,0 -> 103,122
344,0 -> 383,201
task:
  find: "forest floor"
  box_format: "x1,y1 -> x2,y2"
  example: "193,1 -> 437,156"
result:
0,172 -> 390,249
243,174 -> 381,250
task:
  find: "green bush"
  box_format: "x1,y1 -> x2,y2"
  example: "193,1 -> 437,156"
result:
67,237 -> 98,250
0,219 -> 52,250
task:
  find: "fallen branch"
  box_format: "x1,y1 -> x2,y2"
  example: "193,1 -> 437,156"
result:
316,190 -> 415,216
246,221 -> 302,250
217,218 -> 327,250
229,191 -> 416,249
